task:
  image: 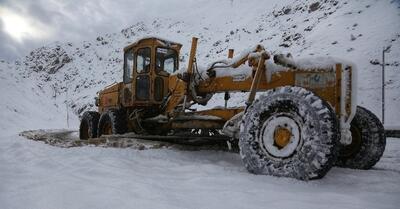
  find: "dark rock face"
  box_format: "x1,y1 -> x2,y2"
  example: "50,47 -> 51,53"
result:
309,2 -> 320,12
121,21 -> 147,38
273,6 -> 294,17
25,45 -> 72,74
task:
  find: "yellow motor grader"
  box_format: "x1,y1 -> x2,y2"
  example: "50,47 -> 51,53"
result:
79,37 -> 386,180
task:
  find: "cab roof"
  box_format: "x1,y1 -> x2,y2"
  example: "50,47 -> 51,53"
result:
124,36 -> 182,52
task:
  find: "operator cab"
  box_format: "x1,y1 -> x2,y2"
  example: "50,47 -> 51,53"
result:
121,37 -> 182,107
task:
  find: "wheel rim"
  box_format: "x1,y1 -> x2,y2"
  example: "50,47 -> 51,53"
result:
259,115 -> 301,158
341,126 -> 362,157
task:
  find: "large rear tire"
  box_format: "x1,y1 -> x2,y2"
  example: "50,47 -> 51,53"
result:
336,106 -> 386,169
239,86 -> 339,180
79,111 -> 100,139
98,109 -> 127,137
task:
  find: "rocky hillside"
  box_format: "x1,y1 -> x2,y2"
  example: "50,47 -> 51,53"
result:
1,0 -> 399,132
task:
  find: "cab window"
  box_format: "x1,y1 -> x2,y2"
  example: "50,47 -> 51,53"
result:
136,48 -> 151,73
123,49 -> 133,83
156,47 -> 177,74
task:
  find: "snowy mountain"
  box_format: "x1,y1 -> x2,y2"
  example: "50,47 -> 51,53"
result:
1,0 -> 399,133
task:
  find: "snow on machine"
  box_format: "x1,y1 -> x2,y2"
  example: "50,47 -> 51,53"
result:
79,37 -> 386,180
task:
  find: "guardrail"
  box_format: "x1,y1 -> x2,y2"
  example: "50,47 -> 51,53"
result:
385,129 -> 400,138
385,125 -> 400,138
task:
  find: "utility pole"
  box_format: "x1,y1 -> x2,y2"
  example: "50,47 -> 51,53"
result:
382,48 -> 385,125
382,46 -> 391,125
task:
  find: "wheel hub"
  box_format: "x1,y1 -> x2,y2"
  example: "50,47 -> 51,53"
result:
260,115 -> 301,158
274,127 -> 291,149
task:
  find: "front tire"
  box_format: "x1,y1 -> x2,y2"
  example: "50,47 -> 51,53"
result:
239,86 -> 339,180
79,111 -> 100,139
336,106 -> 386,169
98,109 -> 127,137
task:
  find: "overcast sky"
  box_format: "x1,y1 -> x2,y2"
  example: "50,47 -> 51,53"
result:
0,0 -> 217,61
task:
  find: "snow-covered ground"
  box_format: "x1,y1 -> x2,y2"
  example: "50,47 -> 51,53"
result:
0,0 -> 400,208
0,133 -> 399,209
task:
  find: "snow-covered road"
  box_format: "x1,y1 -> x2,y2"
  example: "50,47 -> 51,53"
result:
0,134 -> 399,209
